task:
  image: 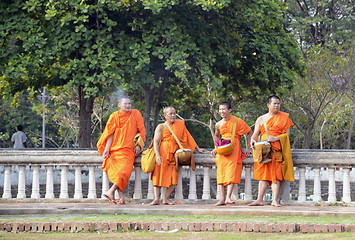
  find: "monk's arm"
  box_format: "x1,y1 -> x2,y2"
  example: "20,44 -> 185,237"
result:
251,118 -> 261,146
103,134 -> 113,159
267,127 -> 291,142
153,125 -> 163,165
211,124 -> 220,155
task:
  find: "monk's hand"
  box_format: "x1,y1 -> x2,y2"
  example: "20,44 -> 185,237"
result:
244,148 -> 252,157
250,139 -> 257,149
134,145 -> 141,156
103,149 -> 109,159
211,149 -> 217,155
197,147 -> 206,154
156,156 -> 162,165
266,136 -> 279,142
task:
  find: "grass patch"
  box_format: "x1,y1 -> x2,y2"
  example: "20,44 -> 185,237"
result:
0,213 -> 354,225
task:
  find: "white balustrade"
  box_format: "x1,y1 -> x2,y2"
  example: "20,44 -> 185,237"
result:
31,165 -> 40,199
2,165 -> 12,199
17,165 -> 26,199
45,165 -> 54,199
231,184 -> 239,201
343,168 -> 351,203
313,167 -> 322,202
0,149 -> 354,204
59,165 -> 69,199
175,169 -> 183,199
74,165 -> 83,199
298,167 -> 306,203
133,166 -> 142,199
328,167 -> 337,202
101,171 -> 109,199
188,167 -> 197,200
244,166 -> 252,202
202,166 -> 211,200
147,174 -> 154,199
87,166 -> 96,199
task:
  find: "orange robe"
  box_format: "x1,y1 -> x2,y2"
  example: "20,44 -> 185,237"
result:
216,116 -> 251,185
151,120 -> 197,188
253,111 -> 293,183
97,109 -> 146,191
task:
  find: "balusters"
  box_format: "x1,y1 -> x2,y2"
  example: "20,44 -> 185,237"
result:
45,165 -> 54,199
147,174 -> 154,199
2,165 -> 12,199
101,171 -> 109,199
244,166 -> 252,202
175,168 -> 183,199
59,165 -> 69,199
17,165 -> 26,199
133,166 -> 142,199
313,167 -> 322,202
328,167 -> 336,202
74,165 -> 83,199
188,167 -> 197,200
342,167 -> 351,203
87,166 -> 96,199
31,165 -> 40,199
298,167 -> 306,203
202,166 -> 211,200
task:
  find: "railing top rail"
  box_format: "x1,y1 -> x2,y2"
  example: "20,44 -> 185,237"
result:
0,149 -> 354,166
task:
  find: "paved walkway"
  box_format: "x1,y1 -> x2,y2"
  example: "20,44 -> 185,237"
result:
1,201 -> 355,217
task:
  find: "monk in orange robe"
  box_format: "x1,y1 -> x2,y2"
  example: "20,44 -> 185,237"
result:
249,95 -> 294,207
149,107 -> 205,205
97,96 -> 145,204
212,102 -> 252,206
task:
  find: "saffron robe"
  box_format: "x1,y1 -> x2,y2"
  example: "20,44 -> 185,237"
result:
97,109 -> 146,191
253,111 -> 294,183
151,120 -> 197,188
216,116 -> 251,185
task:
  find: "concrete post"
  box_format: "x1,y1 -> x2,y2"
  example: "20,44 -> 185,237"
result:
59,165 -> 69,199
188,167 -> 197,200
202,166 -> 211,200
17,165 -> 26,199
87,166 -> 97,199
342,168 -> 351,203
245,166 -> 253,202
298,167 -> 306,203
328,167 -> 336,203
45,165 -> 54,199
31,165 -> 40,199
74,165 -> 83,199
133,166 -> 142,199
101,171 -> 109,199
175,168 -> 183,199
147,174 -> 154,199
313,167 -> 322,202
2,165 -> 12,199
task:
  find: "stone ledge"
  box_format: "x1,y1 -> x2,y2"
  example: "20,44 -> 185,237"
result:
0,221 -> 354,234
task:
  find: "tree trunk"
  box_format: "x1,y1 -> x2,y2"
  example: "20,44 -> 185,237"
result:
347,103 -> 355,149
143,86 -> 156,145
78,86 -> 95,148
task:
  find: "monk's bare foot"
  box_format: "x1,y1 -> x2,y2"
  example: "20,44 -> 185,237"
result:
162,199 -> 174,205
148,200 -> 160,206
115,199 -> 126,205
271,201 -> 282,207
214,201 -> 226,206
225,199 -> 235,205
103,193 -> 116,204
248,201 -> 264,206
